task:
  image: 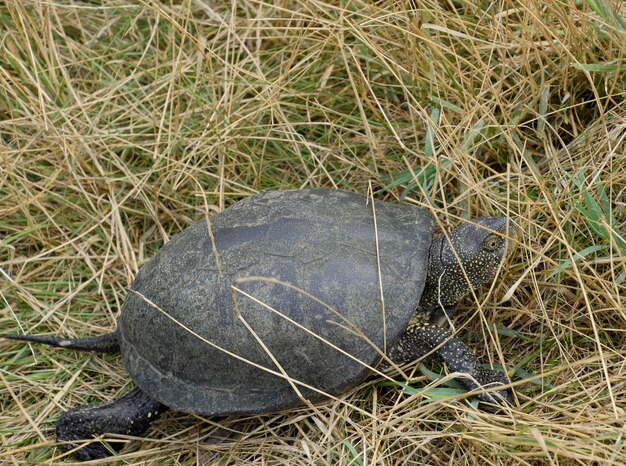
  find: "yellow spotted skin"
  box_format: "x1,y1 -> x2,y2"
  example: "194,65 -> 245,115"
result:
55,387 -> 168,461
388,318 -> 512,404
419,217 -> 509,325
386,217 -> 513,405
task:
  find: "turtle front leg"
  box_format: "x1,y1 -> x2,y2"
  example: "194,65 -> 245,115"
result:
387,324 -> 513,406
56,387 -> 168,460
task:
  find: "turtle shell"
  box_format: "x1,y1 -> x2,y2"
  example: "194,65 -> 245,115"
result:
118,189 -> 434,416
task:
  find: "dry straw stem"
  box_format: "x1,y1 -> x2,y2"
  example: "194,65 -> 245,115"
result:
1,0 -> 625,464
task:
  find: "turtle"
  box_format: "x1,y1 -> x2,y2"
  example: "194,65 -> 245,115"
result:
3,188 -> 514,460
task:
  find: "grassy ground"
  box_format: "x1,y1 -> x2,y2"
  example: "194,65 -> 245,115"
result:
1,0 -> 625,464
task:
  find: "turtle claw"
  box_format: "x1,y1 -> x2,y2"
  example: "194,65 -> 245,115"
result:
58,439 -> 117,461
468,366 -> 513,408
475,388 -> 513,409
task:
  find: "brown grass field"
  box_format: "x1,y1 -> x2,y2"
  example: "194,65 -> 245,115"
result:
1,1 -> 625,464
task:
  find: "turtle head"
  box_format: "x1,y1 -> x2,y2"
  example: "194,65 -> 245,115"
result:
420,216 -> 512,325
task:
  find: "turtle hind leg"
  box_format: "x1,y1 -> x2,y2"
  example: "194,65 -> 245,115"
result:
2,331 -> 120,354
56,387 -> 169,460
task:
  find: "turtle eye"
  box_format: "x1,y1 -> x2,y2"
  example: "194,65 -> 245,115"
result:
483,234 -> 503,252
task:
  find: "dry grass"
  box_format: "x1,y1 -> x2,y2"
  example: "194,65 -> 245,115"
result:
1,0 -> 625,464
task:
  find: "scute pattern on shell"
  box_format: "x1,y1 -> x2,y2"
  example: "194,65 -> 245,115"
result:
118,189 -> 435,416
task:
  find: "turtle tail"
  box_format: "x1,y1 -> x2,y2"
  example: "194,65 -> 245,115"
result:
2,331 -> 120,354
